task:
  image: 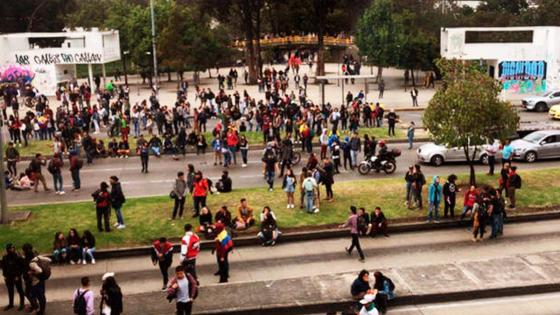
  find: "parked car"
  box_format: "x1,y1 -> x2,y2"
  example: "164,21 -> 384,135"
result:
511,130 -> 560,162
522,90 -> 560,112
416,140 -> 501,166
548,105 -> 560,120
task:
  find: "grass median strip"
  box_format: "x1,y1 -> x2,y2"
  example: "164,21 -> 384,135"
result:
3,167 -> 556,254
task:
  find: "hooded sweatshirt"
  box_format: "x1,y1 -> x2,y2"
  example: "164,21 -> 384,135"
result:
428,176 -> 442,204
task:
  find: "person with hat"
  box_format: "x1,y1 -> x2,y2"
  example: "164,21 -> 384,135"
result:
2,243 -> 25,311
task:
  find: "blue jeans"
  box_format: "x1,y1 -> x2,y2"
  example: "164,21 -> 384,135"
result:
305,191 -> 314,213
223,151 -> 231,166
491,213 -> 503,237
52,248 -> 67,263
52,172 -> 63,192
265,170 -> 275,189
428,202 -> 440,221
350,150 -> 359,168
71,169 -> 80,189
82,247 -> 96,262
408,136 -> 413,149
229,147 -> 237,164
114,206 -> 125,225
405,182 -> 412,203
151,146 -> 161,156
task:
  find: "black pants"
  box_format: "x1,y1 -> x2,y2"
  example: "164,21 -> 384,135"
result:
388,124 -> 395,136
159,260 -> 171,287
488,155 -> 495,175
30,282 -> 46,315
96,207 -> 111,232
5,277 -> 25,307
444,197 -> 455,217
280,159 -> 291,176
193,196 -> 206,216
474,219 -> 486,239
176,301 -> 193,315
347,234 -> 364,260
343,154 -> 351,169
325,183 -> 333,199
217,253 -> 229,283
141,155 -> 149,172
183,259 -> 198,280
173,197 -> 186,219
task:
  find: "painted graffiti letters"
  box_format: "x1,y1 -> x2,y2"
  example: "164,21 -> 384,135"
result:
499,60 -> 547,80
14,52 -> 103,65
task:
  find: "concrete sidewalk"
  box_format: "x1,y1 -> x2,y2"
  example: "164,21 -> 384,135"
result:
3,219 -> 560,314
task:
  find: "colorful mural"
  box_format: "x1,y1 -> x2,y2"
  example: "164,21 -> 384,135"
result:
501,78 -> 547,94
0,65 -> 35,84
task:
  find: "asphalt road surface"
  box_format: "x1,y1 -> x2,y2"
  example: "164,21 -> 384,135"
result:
7,140 -> 560,206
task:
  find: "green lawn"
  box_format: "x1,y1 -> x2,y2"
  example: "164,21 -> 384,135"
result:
3,127 -> 408,158
2,168 -> 559,254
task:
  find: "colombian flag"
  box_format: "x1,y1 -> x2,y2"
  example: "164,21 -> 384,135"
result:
217,230 -> 233,251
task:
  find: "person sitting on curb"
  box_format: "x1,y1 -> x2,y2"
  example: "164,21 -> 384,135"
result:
257,206 -> 280,246
367,207 -> 389,238
373,271 -> 396,314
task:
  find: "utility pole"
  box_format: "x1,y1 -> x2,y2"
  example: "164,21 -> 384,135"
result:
0,121 -> 8,224
150,0 -> 159,89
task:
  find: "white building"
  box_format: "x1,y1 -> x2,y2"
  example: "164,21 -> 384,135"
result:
0,28 -> 121,95
441,26 -> 560,94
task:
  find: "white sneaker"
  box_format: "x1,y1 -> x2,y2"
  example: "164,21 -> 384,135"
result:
117,224 -> 126,229
70,261 -> 75,265
113,222 -> 119,227
269,188 -> 273,192
313,208 -> 320,213
59,191 -> 65,195
82,260 -> 87,265
242,164 -> 247,168
91,259 -> 96,265
287,204 -> 290,209
55,191 -> 60,195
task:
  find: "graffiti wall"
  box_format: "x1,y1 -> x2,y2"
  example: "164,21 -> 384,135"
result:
499,60 -> 548,94
0,65 -> 35,84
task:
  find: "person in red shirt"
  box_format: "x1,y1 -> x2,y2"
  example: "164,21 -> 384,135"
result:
151,237 -> 174,290
192,171 -> 208,218
460,185 -> 478,221
226,128 -> 239,165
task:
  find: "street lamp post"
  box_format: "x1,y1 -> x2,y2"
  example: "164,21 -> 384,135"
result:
0,122 -> 8,224
150,0 -> 159,89
122,50 -> 130,86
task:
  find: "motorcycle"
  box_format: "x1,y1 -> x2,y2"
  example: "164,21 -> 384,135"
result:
358,149 -> 400,175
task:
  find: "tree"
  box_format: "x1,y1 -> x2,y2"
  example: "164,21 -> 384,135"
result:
423,59 -> 519,186
355,0 -> 405,81
1,0 -> 76,34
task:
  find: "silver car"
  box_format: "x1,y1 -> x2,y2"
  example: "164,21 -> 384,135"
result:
511,130 -> 560,162
416,141 -> 500,166
522,90 -> 560,112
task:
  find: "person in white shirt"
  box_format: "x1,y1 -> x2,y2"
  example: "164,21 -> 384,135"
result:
359,293 -> 379,315
484,142 -> 499,176
72,277 -> 94,315
167,266 -> 197,315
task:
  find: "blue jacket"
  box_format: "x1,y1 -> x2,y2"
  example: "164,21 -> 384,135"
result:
428,176 -> 442,204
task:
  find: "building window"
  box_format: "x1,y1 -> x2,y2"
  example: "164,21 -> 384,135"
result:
465,31 -> 533,43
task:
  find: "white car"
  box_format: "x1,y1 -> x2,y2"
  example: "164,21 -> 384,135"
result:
416,141 -> 501,166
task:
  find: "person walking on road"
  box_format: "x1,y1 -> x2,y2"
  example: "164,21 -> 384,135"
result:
30,153 -> 49,192
100,273 -> 123,315
180,224 -> 200,281
262,143 -> 279,192
427,176 -> 442,223
69,151 -> 82,191
5,141 -> 19,177
166,265 -> 198,315
110,176 -> 126,229
152,237 -> 174,290
92,182 -> 112,232
172,172 -> 188,220
23,244 -> 50,315
411,88 -> 419,107
48,153 -> 65,195
386,109 -> 397,137
378,80 -> 385,99
213,222 -> 233,283
2,243 -> 25,311
140,142 -> 150,173
340,206 -> 365,262
72,276 -> 94,315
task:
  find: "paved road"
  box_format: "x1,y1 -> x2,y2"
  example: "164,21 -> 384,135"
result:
7,140 -> 560,206
388,292 -> 560,315
3,219 -> 560,314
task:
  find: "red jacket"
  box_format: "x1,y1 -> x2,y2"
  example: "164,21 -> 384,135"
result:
463,190 -> 478,207
192,179 -> 208,197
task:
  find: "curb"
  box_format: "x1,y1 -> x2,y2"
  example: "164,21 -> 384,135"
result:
11,137 -> 431,162
197,283 -> 560,315
92,210 -> 560,260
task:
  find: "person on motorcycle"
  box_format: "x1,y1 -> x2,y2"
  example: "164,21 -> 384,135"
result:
374,140 -> 389,172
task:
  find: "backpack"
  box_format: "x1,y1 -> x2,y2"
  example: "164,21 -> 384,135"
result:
73,289 -> 89,315
47,160 -> 56,175
515,175 -> 522,189
76,159 -> 84,170
36,257 -> 51,281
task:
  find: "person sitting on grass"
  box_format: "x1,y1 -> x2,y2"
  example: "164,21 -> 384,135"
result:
149,134 -> 162,157
235,198 -> 255,230
258,206 -> 279,246
215,206 -> 234,232
117,138 -> 130,158
52,232 -> 68,264
197,207 -> 214,239
216,171 -> 232,193
367,207 -> 389,238
108,138 -> 118,158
